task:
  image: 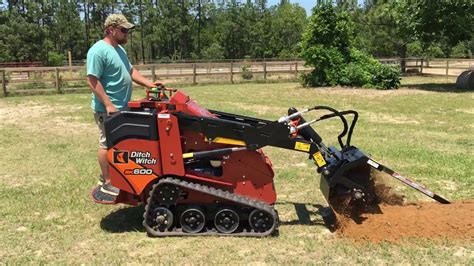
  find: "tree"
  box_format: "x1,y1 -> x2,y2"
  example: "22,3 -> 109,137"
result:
300,3 -> 400,89
53,1 -> 86,61
271,2 -> 306,58
354,0 -> 474,68
300,3 -> 354,86
412,0 -> 474,48
0,6 -> 45,62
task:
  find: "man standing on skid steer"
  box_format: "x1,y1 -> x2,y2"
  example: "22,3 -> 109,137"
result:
86,14 -> 163,204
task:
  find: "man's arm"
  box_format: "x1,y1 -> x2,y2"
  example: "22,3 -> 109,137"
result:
130,68 -> 161,89
87,75 -> 116,114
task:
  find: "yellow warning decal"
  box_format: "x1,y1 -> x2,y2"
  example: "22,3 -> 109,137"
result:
182,153 -> 194,159
313,152 -> 326,167
205,137 -> 246,146
294,141 -> 310,152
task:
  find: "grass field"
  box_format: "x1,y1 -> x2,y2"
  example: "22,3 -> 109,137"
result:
0,77 -> 473,263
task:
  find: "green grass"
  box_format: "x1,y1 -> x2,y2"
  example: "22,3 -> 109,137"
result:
0,77 -> 473,263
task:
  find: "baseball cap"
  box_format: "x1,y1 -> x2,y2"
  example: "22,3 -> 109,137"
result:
104,14 -> 135,29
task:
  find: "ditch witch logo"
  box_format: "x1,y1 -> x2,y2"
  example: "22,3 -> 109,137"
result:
113,150 -> 129,164
113,150 -> 157,165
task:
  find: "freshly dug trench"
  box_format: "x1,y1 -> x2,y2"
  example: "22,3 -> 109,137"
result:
328,170 -> 473,242
336,200 -> 474,242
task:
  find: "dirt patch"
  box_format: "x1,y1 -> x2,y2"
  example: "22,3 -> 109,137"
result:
329,170 -> 473,243
337,200 -> 474,243
0,101 -> 93,136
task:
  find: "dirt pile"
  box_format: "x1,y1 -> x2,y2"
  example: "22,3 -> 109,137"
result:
337,200 -> 474,242
330,169 -> 473,242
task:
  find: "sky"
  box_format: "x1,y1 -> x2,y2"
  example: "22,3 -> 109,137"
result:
267,0 -> 365,15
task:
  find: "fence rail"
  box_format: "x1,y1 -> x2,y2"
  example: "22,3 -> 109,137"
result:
1,58 -> 473,97
0,60 -> 310,96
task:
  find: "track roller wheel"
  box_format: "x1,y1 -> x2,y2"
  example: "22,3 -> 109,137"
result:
150,207 -> 173,232
155,184 -> 180,206
249,209 -> 274,233
214,208 -> 239,234
180,207 -> 206,233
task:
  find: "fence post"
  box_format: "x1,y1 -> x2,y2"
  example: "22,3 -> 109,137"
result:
420,58 -> 423,74
193,63 -> 197,85
68,50 -> 73,76
263,60 -> 267,82
230,62 -> 234,84
1,70 -> 6,97
294,61 -> 298,78
446,59 -> 449,77
55,67 -> 61,93
151,65 -> 156,82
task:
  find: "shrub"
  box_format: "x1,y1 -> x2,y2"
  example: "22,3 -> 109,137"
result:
300,3 -> 400,89
339,63 -> 371,87
451,42 -> 469,58
423,44 -> 445,59
407,41 -> 423,57
47,52 -> 65,66
371,64 -> 401,90
241,64 -> 253,80
202,43 -> 225,60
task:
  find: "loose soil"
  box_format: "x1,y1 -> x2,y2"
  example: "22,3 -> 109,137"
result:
337,200 -> 474,243
330,170 -> 474,243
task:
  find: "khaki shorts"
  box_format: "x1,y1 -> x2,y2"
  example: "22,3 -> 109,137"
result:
94,112 -> 107,149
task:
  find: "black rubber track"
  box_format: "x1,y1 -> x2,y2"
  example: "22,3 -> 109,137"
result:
143,177 -> 279,237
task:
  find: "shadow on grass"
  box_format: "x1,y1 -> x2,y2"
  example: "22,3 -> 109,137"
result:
402,82 -> 471,93
100,206 -> 145,233
100,202 -> 338,233
276,201 -> 337,231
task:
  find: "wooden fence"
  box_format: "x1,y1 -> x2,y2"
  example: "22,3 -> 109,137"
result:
380,58 -> 474,77
1,58 -> 473,97
0,60 -> 309,97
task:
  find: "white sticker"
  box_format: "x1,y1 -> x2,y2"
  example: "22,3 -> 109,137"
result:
367,159 -> 379,169
158,113 -> 170,119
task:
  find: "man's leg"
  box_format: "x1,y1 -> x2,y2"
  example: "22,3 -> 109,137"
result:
98,147 -> 108,182
91,112 -> 119,203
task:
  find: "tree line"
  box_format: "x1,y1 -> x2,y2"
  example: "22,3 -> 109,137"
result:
0,0 -> 472,66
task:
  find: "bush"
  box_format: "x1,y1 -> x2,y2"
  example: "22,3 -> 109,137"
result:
339,50 -> 400,89
47,52 -> 65,66
339,63 -> 371,87
300,4 -> 400,89
423,44 -> 445,59
371,64 -> 401,90
202,43 -> 225,60
407,41 -> 423,57
451,42 -> 469,58
241,64 -> 253,80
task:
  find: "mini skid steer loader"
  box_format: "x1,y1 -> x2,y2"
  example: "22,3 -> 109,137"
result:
91,86 -> 449,237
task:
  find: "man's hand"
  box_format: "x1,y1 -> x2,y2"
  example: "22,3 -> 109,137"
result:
151,81 -> 165,89
105,104 -> 117,116
87,75 -> 116,115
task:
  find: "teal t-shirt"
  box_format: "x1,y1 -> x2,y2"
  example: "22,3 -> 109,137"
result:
87,40 -> 133,112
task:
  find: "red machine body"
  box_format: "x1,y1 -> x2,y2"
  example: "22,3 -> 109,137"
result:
107,91 -> 276,207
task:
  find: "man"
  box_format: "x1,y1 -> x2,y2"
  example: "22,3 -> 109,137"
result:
87,13 -> 162,204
